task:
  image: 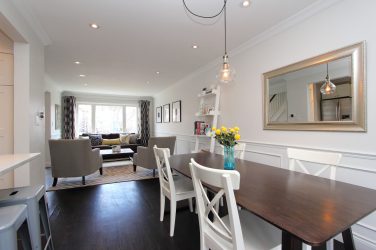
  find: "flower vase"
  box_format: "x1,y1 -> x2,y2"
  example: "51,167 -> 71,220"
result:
223,145 -> 235,170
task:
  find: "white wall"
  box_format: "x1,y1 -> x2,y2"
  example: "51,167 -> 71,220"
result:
0,1 -> 47,186
154,0 -> 376,249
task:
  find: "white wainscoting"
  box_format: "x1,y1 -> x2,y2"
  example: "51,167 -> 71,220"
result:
156,131 -> 376,250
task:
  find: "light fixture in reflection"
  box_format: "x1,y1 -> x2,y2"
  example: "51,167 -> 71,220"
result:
320,63 -> 336,95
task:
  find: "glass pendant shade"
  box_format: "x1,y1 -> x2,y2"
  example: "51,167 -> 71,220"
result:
320,63 -> 336,95
217,54 -> 235,84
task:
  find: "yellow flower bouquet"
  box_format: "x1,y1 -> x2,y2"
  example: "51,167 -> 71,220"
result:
212,126 -> 241,147
212,126 -> 241,170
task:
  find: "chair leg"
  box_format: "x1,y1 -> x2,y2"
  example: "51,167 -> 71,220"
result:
188,198 -> 193,213
133,164 -> 137,172
39,196 -> 54,250
160,194 -> 165,221
99,167 -> 103,175
170,199 -> 176,237
52,178 -> 58,187
82,176 -> 85,185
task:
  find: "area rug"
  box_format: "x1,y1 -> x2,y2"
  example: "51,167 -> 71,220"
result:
47,163 -> 156,191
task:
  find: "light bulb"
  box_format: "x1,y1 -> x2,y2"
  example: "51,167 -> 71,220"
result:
320,76 -> 336,95
242,0 -> 250,7
217,54 -> 235,84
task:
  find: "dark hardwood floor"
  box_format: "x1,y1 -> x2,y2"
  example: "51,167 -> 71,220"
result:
46,179 -> 200,250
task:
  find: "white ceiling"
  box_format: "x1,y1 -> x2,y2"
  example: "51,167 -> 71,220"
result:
24,0 -> 320,96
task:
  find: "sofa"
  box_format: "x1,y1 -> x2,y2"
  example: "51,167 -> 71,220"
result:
133,136 -> 176,177
81,133 -> 142,153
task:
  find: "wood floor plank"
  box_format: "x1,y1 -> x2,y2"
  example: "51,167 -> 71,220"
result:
46,179 -> 200,250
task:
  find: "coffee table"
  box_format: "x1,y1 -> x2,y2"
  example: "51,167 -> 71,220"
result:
100,148 -> 134,162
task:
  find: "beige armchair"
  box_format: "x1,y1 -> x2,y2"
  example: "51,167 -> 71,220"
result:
49,139 -> 103,186
133,136 -> 176,177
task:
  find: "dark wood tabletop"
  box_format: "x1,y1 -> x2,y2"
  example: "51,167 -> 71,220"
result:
169,151 -> 376,249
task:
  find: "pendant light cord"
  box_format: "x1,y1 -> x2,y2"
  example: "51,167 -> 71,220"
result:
182,0 -> 227,19
224,1 -> 227,54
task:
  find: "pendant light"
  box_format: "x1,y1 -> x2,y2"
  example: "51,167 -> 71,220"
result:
217,2 -> 235,84
183,0 -> 236,83
320,63 -> 336,95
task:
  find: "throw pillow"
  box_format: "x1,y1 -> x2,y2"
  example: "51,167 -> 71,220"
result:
102,138 -> 121,145
89,134 -> 102,146
129,134 -> 139,144
120,134 -> 130,144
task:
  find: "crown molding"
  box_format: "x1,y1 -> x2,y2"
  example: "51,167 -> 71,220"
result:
10,0 -> 51,46
231,0 -> 344,56
155,0 -> 344,97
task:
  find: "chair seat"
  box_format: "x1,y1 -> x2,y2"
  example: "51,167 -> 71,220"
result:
173,174 -> 195,196
0,205 -> 28,231
212,210 -> 282,250
0,185 -> 44,204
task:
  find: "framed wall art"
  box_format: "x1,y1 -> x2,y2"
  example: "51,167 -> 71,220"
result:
163,104 -> 170,123
172,100 -> 181,122
156,106 -> 162,123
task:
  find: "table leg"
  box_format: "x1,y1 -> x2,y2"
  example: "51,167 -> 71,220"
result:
282,231 -> 302,250
342,228 -> 356,250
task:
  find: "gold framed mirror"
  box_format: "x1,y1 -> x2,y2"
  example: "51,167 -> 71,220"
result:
263,41 -> 366,132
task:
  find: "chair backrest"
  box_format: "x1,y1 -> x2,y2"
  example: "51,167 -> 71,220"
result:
217,143 -> 246,160
148,136 -> 176,154
287,148 -> 342,180
189,159 -> 244,250
49,139 -> 93,176
153,146 -> 175,196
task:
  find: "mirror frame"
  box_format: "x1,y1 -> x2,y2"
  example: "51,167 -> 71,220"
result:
263,41 -> 366,132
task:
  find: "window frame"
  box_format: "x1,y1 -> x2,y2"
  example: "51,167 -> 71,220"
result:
76,102 -> 139,135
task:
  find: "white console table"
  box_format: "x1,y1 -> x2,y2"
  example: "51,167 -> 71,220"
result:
0,153 -> 40,176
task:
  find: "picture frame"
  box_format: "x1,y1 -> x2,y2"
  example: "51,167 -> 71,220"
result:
172,100 -> 181,122
55,104 -> 61,130
163,104 -> 170,123
156,106 -> 162,123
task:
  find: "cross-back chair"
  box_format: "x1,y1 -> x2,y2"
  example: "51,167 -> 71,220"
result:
153,145 -> 195,237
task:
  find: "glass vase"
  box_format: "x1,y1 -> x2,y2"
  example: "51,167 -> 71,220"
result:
223,145 -> 236,170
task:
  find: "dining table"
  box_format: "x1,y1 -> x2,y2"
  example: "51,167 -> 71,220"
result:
169,151 -> 376,250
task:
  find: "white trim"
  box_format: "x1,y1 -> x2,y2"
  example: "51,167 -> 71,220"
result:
353,232 -> 376,248
10,0 -> 51,45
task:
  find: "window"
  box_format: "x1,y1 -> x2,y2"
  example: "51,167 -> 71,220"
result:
77,104 -> 92,135
125,106 -> 138,133
76,103 -> 138,135
95,105 -> 123,133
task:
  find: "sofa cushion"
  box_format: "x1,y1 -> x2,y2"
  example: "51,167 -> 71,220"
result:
102,133 -> 120,139
102,138 -> 121,145
120,134 -> 130,144
89,134 -> 102,146
129,134 -> 139,144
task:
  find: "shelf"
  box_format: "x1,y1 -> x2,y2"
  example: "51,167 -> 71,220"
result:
195,111 -> 220,117
198,89 -> 217,98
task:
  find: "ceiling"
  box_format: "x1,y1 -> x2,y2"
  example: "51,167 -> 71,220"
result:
24,0 -> 320,96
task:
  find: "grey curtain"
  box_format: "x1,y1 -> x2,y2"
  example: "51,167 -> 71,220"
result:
63,96 -> 76,139
138,100 -> 150,145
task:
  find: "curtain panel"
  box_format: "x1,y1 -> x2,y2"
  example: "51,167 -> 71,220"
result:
63,96 -> 76,139
138,100 -> 150,145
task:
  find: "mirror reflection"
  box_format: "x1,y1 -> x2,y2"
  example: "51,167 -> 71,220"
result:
268,56 -> 352,123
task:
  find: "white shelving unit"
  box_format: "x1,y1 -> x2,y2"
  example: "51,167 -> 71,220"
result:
193,86 -> 220,153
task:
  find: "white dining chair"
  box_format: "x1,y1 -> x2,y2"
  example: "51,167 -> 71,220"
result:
153,145 -> 195,237
189,158 -> 281,250
287,147 -> 342,250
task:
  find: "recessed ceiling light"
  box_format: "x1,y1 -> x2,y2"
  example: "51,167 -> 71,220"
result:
146,81 -> 150,84
74,61 -> 81,64
242,0 -> 250,7
156,71 -> 160,74
84,83 -> 88,86
90,23 -> 99,29
79,74 -> 86,77
192,45 -> 199,49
